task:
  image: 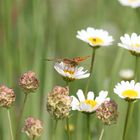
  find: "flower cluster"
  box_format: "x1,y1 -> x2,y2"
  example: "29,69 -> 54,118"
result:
22,117 -> 43,138
19,71 -> 39,94
47,86 -> 72,120
96,100 -> 118,125
0,85 -> 15,108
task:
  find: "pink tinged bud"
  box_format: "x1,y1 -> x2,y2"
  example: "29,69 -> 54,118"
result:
0,85 -> 15,108
22,117 -> 43,138
19,71 -> 39,94
96,100 -> 118,125
46,86 -> 72,120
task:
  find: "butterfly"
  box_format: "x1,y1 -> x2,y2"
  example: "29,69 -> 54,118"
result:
45,55 -> 90,67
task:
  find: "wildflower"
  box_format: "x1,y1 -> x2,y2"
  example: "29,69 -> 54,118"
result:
118,33 -> 140,56
65,124 -> 75,132
71,89 -> 110,113
114,80 -> 140,101
96,100 -> 118,125
19,71 -> 39,94
0,85 -> 15,108
76,27 -> 113,48
118,0 -> 140,8
54,62 -> 90,82
119,69 -> 134,81
22,117 -> 43,138
46,86 -> 72,120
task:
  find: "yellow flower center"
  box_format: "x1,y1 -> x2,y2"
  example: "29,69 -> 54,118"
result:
84,100 -> 97,108
88,37 -> 104,45
64,70 -> 74,75
122,89 -> 138,98
133,43 -> 140,48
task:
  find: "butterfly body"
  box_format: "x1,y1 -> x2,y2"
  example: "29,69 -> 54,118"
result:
46,56 -> 90,67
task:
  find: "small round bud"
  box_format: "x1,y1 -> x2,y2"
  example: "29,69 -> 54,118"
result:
46,86 -> 72,120
19,71 -> 39,94
119,69 -> 134,81
96,100 -> 118,125
65,124 -> 75,132
22,117 -> 43,138
0,85 -> 15,108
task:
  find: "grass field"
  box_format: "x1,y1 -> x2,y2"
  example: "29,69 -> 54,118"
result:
0,0 -> 140,140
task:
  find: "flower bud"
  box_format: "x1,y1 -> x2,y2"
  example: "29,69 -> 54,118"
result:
65,124 -> 75,132
22,117 -> 43,138
19,71 -> 39,94
96,100 -> 118,125
47,86 -> 72,120
0,85 -> 15,108
119,69 -> 134,81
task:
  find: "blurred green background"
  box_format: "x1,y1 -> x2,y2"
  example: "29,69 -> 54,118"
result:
0,0 -> 140,140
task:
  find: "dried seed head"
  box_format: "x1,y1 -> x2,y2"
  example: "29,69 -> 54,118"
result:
96,100 -> 118,125
22,117 -> 43,138
19,71 -> 39,94
0,85 -> 15,108
46,86 -> 72,120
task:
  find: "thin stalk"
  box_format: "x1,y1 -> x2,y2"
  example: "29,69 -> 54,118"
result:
65,81 -> 71,140
122,102 -> 131,140
99,128 -> 104,140
32,136 -> 36,140
66,117 -> 70,140
7,109 -> 14,140
134,56 -> 139,81
52,120 -> 58,140
87,114 -> 91,140
15,94 -> 28,140
85,48 -> 96,94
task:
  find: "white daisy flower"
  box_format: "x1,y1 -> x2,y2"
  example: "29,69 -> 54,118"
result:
54,62 -> 90,82
114,80 -> 140,100
71,89 -> 110,113
76,27 -> 114,47
118,33 -> 140,56
118,0 -> 140,8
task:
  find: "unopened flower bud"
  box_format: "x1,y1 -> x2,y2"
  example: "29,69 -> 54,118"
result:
19,71 -> 39,94
47,86 -> 72,120
0,85 -> 15,108
22,117 -> 43,138
65,124 -> 75,132
119,69 -> 134,81
96,100 -> 118,125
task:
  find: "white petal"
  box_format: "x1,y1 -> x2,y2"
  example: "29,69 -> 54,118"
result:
76,89 -> 85,101
71,96 -> 79,110
87,91 -> 94,100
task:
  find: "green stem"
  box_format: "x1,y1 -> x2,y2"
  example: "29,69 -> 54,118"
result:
85,48 -> 96,94
52,120 -> 58,140
7,109 -> 14,140
65,81 -> 71,140
66,117 -> 70,140
122,102 -> 131,140
15,94 -> 28,140
134,56 -> 139,81
99,128 -> 104,140
87,114 -> 91,140
32,136 -> 36,140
